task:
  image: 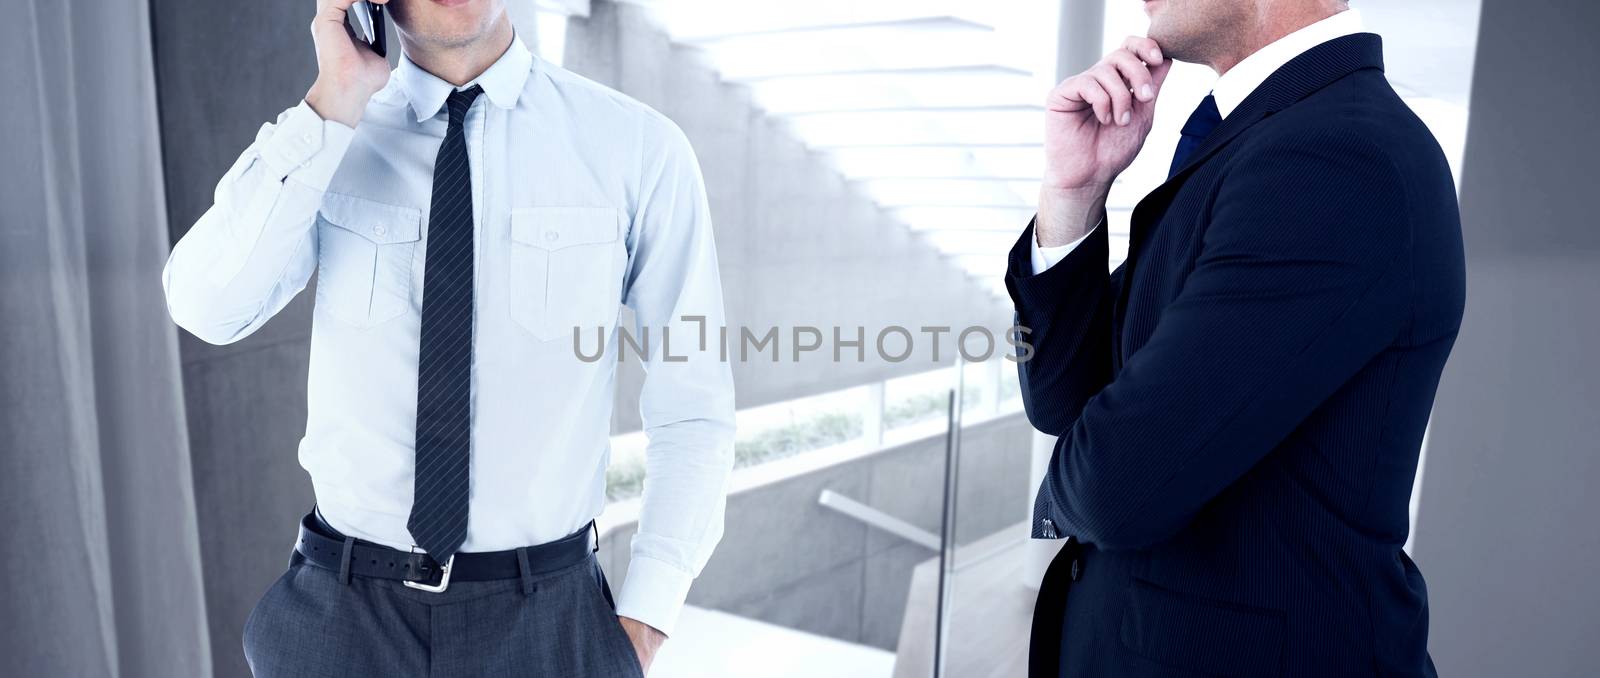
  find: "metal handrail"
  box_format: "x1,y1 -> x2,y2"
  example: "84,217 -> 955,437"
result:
816,489 -> 941,550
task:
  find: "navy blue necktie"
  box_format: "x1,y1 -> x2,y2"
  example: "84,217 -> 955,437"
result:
1168,94 -> 1223,180
408,85 -> 483,564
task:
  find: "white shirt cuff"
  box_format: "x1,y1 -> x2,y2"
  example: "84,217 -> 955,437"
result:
614,555 -> 695,637
1030,219 -> 1098,274
257,100 -> 356,192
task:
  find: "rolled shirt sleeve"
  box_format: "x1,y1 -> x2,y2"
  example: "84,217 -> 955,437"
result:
161,101 -> 354,344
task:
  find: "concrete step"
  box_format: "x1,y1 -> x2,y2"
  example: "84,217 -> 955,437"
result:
893,522 -> 1051,678
653,605 -> 895,678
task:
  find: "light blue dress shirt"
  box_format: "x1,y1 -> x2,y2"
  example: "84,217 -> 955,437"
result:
161,36 -> 735,635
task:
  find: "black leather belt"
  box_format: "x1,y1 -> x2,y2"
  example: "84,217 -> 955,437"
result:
293,510 -> 597,593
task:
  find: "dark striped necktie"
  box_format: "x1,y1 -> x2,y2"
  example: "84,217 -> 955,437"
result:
1168,93 -> 1223,180
408,85 -> 483,564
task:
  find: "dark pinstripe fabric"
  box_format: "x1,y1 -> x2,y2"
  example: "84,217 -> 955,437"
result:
408,86 -> 483,564
243,551 -> 644,677
1006,34 -> 1463,677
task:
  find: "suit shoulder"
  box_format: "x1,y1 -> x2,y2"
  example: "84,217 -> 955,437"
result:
1249,72 -> 1445,168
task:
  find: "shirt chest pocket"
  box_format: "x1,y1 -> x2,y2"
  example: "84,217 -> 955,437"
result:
507,206 -> 627,342
314,192 -> 423,328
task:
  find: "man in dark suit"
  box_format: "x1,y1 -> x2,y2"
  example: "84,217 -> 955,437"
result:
1006,1 -> 1464,676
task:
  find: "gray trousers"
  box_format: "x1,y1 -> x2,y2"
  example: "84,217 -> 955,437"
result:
243,549 -> 645,677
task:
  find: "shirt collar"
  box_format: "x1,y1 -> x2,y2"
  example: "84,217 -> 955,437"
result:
1211,8 -> 1364,118
395,33 -> 533,123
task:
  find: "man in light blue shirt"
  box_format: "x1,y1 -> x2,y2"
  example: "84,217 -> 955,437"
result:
162,1 -> 734,675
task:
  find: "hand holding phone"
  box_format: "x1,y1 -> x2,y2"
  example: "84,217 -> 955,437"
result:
305,0 -> 392,128
351,1 -> 387,58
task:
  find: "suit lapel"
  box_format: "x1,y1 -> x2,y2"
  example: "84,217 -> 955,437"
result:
1112,32 -> 1387,369
1165,32 -> 1386,185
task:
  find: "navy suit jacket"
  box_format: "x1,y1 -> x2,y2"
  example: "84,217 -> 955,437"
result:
1005,34 -> 1464,677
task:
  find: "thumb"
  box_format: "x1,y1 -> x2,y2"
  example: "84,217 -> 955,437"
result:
1150,58 -> 1174,89
1134,59 -> 1174,121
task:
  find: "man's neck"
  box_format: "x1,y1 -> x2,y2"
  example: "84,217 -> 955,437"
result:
1210,6 -> 1345,76
401,15 -> 515,87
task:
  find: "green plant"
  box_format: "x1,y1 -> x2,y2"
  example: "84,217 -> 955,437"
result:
732,411 -> 862,469
604,384 -> 980,501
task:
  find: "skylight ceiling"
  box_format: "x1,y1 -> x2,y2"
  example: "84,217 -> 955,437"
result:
643,0 -> 1064,300
617,0 -> 1481,301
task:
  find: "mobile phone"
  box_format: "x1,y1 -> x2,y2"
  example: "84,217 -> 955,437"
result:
351,1 -> 387,58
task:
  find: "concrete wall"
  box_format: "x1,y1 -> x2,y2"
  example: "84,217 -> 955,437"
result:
149,3 -> 327,677
1413,0 -> 1600,675
562,1 -> 1014,430
599,413 -> 1035,650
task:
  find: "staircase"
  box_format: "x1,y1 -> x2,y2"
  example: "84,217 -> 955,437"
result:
539,0 -> 1132,304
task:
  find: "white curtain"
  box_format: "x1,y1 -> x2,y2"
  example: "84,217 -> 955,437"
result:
0,1 -> 212,676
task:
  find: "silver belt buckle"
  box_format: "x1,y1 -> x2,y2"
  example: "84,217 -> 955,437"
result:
402,551 -> 455,593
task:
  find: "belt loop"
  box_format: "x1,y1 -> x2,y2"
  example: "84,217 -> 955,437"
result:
516,547 -> 536,596
338,536 -> 356,586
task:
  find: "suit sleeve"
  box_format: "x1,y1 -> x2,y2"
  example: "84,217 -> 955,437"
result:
1032,226 -> 1096,274
1005,215 -> 1124,437
1036,131 -> 1414,550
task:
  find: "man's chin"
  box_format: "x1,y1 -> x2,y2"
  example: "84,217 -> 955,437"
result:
407,22 -> 494,49
1143,25 -> 1190,63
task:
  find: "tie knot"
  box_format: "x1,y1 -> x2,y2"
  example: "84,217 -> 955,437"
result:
445,85 -> 483,125
1180,94 -> 1223,139
1167,94 -> 1224,180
